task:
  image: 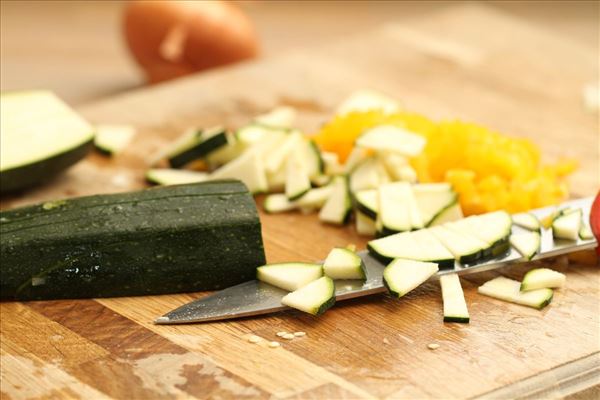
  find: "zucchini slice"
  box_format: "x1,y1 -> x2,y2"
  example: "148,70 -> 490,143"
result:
254,106 -> 296,129
412,183 -> 458,226
520,268 -> 565,292
378,151 -> 409,181
509,231 -> 541,260
344,147 -> 371,173
378,181 -> 423,233
446,211 -> 511,257
295,185 -> 334,208
429,226 -> 487,264
210,150 -> 268,194
1,91 -> 94,192
552,208 -> 582,240
440,274 -> 469,323
319,176 -> 351,225
349,158 -> 383,193
579,222 -> 595,240
263,193 -> 296,213
336,89 -> 399,115
512,213 -> 541,232
168,126 -> 229,168
409,229 -> 456,269
257,262 -> 323,291
356,210 -> 377,237
321,151 -> 344,175
302,139 -> 325,181
285,153 -> 311,201
281,276 -> 335,316
383,259 -> 438,298
356,125 -> 426,157
94,124 -> 136,155
323,248 -> 366,280
354,189 -> 378,219
478,276 -> 553,309
265,131 -> 303,174
146,168 -> 209,185
429,202 -> 464,226
263,185 -> 333,214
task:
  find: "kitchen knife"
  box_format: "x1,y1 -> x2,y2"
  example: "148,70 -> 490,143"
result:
155,197 -> 596,325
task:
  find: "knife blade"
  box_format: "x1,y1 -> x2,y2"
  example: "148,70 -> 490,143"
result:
155,197 -> 596,325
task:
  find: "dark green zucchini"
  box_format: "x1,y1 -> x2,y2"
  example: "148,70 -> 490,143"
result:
0,180 -> 265,300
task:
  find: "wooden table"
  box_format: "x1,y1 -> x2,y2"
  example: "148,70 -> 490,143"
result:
1,4 -> 599,399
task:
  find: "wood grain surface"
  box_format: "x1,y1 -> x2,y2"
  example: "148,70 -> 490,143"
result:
1,4 -> 599,399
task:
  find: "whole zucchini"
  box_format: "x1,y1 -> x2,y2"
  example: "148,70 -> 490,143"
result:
0,180 -> 265,300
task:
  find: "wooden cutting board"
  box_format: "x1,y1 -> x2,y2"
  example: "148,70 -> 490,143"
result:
1,4 -> 598,399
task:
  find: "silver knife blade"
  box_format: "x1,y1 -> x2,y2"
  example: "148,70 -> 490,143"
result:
155,197 -> 596,325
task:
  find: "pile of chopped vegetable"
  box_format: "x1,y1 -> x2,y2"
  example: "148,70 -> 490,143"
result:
312,110 -> 576,215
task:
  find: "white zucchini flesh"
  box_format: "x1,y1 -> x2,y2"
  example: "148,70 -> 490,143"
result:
321,151 -> 344,175
378,181 -> 422,232
323,248 -> 366,280
449,211 -> 511,249
263,194 -> 296,213
354,189 -> 378,218
478,276 -> 553,309
94,124 -> 136,155
1,91 -> 94,172
285,153 -> 311,201
520,268 -> 566,292
409,229 -> 456,268
349,158 -> 383,193
512,213 -> 541,231
343,147 -> 371,173
378,151 -> 409,181
257,263 -> 323,291
319,176 -> 351,225
263,186 -> 334,213
281,276 -> 335,316
552,209 -> 582,240
296,185 -> 334,208
429,202 -> 464,226
336,89 -> 400,115
412,183 -> 457,226
210,150 -> 268,194
510,231 -> 541,260
356,125 -> 426,157
265,131 -> 303,174
356,210 -> 377,236
145,168 -> 209,185
301,139 -> 324,180
383,259 -> 438,298
440,274 -> 469,323
254,106 -> 297,129
579,223 -> 594,240
429,226 -> 487,264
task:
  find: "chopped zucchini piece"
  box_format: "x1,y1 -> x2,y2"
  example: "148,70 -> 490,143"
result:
281,276 -> 335,316
254,106 -> 296,129
356,125 -> 426,157
285,153 -> 311,201
378,181 -> 423,233
323,248 -> 366,280
94,124 -> 136,155
510,231 -> 541,260
356,210 -> 377,237
383,259 -> 438,298
336,89 -> 399,115
429,202 -> 463,226
552,209 -> 582,240
257,262 -> 323,291
579,222 -> 594,240
210,150 -> 268,194
512,213 -> 541,232
168,126 -> 229,168
478,276 -> 553,309
349,158 -> 383,193
409,229 -> 456,269
296,185 -> 334,208
520,268 -> 565,292
429,226 -> 487,264
354,189 -> 378,219
146,168 -> 209,185
412,183 -> 457,226
263,194 -> 296,213
319,176 -> 351,225
265,131 -> 303,174
440,274 -> 469,323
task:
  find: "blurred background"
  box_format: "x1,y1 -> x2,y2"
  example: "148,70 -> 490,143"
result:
1,0 -> 598,105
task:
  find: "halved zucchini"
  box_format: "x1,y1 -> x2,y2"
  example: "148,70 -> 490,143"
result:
94,124 -> 136,155
510,231 -> 541,260
319,176 -> 351,225
512,213 -> 541,232
1,91 -> 95,192
478,276 -> 553,309
440,274 -> 469,323
146,168 -> 209,185
323,247 -> 366,280
281,276 -> 335,316
356,125 -> 426,157
520,268 -> 565,292
412,183 -> 457,226
257,262 -> 323,291
552,209 -> 582,240
383,259 -> 438,298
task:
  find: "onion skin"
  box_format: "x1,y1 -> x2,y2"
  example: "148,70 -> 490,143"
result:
590,190 -> 600,255
123,0 -> 259,83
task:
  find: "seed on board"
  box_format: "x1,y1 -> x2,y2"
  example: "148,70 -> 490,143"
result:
276,331 -> 288,337
282,333 -> 295,340
383,338 -> 390,345
428,343 -> 440,350
293,332 -> 306,337
268,341 -> 281,348
247,335 -> 261,344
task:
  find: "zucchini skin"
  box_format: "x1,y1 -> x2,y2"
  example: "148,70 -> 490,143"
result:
0,139 -> 93,193
0,180 -> 265,300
